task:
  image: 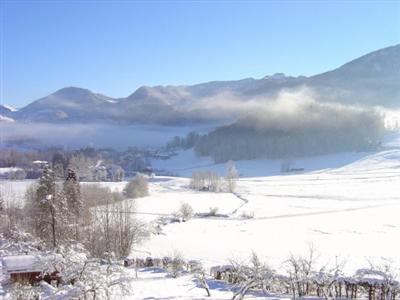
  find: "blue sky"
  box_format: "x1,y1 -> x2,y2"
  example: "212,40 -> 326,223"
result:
1,1 -> 400,107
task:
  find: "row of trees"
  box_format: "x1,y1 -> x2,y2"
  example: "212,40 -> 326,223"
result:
165,131 -> 201,151
211,250 -> 400,300
189,161 -> 239,193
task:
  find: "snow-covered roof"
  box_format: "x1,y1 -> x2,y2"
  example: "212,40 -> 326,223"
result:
32,160 -> 49,165
1,254 -> 59,274
0,167 -> 23,175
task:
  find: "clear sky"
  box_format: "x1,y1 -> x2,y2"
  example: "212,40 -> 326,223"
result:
1,0 -> 400,107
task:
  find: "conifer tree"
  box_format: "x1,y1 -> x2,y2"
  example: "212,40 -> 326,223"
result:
0,190 -> 3,213
64,168 -> 83,240
35,166 -> 58,247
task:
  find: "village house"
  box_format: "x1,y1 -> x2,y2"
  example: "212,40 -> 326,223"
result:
1,254 -> 61,285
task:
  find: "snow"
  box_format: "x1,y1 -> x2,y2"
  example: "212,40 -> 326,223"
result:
1,131 -> 400,299
382,108 -> 400,130
133,131 -> 400,273
1,105 -> 18,112
1,133 -> 400,275
0,180 -> 34,208
152,148 -> 373,177
117,268 -> 281,300
2,136 -> 400,275
33,160 -> 48,164
1,255 -> 43,273
138,147 -> 400,273
0,168 -> 23,175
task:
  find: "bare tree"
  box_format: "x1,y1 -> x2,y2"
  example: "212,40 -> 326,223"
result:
85,198 -> 146,259
124,173 -> 149,198
225,160 -> 239,192
190,171 -> 221,192
175,202 -> 194,222
81,184 -> 123,207
231,252 -> 274,300
169,251 -> 185,278
285,244 -> 319,298
68,153 -> 94,181
190,260 -> 211,297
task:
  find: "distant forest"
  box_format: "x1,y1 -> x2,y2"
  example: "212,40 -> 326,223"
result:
168,104 -> 386,163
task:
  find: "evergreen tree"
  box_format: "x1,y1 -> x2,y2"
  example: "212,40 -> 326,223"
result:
53,163 -> 65,179
63,168 -> 83,240
35,166 -> 58,247
0,190 -> 4,212
29,166 -> 70,248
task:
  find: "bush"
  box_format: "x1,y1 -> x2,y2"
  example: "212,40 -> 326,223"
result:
208,206 -> 219,216
124,173 -> 149,198
81,184 -> 124,208
240,210 -> 254,219
174,202 -> 194,222
169,251 -> 185,278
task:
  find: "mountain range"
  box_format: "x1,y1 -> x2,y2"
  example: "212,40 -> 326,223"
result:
2,44 -> 399,125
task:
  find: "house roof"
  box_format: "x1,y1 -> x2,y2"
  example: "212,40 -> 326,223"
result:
32,160 -> 48,165
1,254 -> 60,274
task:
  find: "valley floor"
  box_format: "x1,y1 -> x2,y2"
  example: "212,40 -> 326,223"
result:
131,148 -> 400,273
1,132 -> 400,299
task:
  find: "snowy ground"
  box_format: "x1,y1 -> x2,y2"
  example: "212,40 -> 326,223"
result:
116,267 -> 289,300
132,150 -> 400,274
151,148 -> 374,177
1,131 -> 400,299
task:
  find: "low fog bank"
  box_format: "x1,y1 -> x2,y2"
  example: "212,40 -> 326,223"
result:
0,123 -> 215,150
0,88 -> 391,156
194,91 -> 386,163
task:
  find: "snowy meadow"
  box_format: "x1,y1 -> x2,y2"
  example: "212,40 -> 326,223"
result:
1,128 -> 400,299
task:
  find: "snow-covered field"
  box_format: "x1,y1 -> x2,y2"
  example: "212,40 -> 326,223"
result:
132,150 -> 400,273
117,267 -> 288,300
1,131 -> 400,299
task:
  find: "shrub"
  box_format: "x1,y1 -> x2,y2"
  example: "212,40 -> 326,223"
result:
240,210 -> 254,219
208,206 -> 219,216
124,173 -> 149,198
174,202 -> 194,222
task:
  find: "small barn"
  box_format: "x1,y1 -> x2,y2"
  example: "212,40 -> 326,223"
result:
1,254 -> 60,285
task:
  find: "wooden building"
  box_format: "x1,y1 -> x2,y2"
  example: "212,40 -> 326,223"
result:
1,254 -> 60,285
